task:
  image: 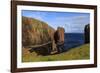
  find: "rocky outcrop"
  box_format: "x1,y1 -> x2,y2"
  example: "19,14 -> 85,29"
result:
84,24 -> 90,43
54,27 -> 65,53
54,27 -> 65,44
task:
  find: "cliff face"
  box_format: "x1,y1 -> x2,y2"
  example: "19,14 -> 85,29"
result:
22,16 -> 55,47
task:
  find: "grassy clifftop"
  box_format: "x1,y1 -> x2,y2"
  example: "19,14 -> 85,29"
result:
22,44 -> 90,62
22,16 -> 55,47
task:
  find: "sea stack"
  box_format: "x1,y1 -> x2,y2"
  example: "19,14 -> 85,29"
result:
54,27 -> 65,53
84,24 -> 90,43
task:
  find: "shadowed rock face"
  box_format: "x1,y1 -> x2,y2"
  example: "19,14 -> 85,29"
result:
22,16 -> 55,47
84,24 -> 90,43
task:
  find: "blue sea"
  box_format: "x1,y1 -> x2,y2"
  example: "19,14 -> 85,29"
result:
64,33 -> 84,51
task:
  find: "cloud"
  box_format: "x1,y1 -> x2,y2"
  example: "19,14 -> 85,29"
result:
53,15 -> 89,33
71,16 -> 90,24
55,15 -> 89,22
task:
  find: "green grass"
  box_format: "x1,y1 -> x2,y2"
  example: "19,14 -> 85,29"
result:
22,44 -> 90,62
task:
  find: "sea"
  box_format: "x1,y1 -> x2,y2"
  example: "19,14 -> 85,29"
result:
64,33 -> 84,51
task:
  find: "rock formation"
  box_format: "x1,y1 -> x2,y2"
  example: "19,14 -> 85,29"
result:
84,24 -> 90,43
54,27 -> 65,53
22,16 -> 65,55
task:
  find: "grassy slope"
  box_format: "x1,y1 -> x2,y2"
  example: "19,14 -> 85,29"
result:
22,44 -> 90,62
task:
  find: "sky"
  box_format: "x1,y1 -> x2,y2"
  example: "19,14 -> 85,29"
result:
22,10 -> 90,33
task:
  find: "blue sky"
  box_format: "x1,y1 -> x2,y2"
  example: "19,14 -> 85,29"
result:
22,10 -> 90,33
